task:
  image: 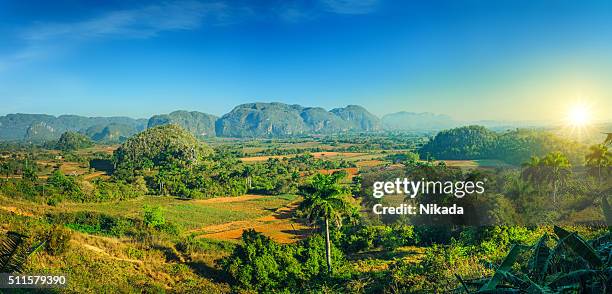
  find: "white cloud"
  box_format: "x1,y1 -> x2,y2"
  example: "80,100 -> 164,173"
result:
0,1 -> 230,71
22,1 -> 226,41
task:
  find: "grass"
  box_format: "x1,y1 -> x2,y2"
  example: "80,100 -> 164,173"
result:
196,196 -> 311,244
56,194 -> 298,230
0,192 -> 303,292
0,192 -> 304,243
26,231 -> 230,293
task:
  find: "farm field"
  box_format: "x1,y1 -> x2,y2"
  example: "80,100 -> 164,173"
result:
239,151 -> 375,162
442,159 -> 514,168
0,193 -> 302,236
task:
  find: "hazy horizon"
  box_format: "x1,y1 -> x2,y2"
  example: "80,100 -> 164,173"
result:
2,103 -> 608,126
2,1 -> 611,122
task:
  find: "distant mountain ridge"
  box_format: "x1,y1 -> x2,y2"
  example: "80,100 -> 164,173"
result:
148,110 -> 218,139
8,103 -> 543,141
215,103 -> 381,137
0,102 -> 383,141
0,113 -> 147,142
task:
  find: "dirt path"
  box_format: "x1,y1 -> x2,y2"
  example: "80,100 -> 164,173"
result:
192,194 -> 265,204
0,206 -> 34,217
70,239 -> 142,264
83,171 -> 106,180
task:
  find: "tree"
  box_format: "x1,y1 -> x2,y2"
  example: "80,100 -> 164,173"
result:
522,152 -> 571,203
585,144 -> 610,184
143,205 -> 165,228
505,177 -> 535,200
540,151 -> 571,203
113,124 -> 211,174
418,125 -> 497,160
521,156 -> 544,194
22,166 -> 38,182
521,156 -> 541,179
0,161 -> 10,179
298,172 -> 353,273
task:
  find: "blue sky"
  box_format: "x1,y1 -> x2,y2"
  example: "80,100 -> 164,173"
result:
1,0 -> 611,122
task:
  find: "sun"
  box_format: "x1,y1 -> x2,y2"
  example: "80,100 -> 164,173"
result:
566,103 -> 592,127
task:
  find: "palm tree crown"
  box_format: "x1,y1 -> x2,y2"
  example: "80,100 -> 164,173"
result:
521,152 -> 571,203
299,172 -> 353,227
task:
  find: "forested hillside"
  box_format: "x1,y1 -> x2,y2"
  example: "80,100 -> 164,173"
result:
419,125 -> 586,165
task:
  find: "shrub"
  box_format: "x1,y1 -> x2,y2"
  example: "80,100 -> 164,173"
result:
177,235 -> 234,255
46,195 -> 62,206
126,247 -> 145,260
46,211 -> 141,237
220,229 -> 345,292
44,225 -> 72,255
143,205 -> 165,229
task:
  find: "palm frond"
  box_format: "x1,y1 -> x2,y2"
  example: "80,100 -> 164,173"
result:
479,244 -> 528,291
547,269 -> 602,289
553,226 -> 603,268
529,234 -> 550,282
0,232 -> 45,273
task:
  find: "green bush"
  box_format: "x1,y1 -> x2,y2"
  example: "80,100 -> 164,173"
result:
341,225 -> 418,252
46,211 -> 141,237
220,229 -> 345,292
126,247 -> 145,260
143,205 -> 165,228
44,225 -> 72,256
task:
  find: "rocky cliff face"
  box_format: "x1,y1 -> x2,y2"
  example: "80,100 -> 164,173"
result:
215,103 -> 381,137
330,105 -> 381,131
148,110 -> 218,138
215,103 -> 308,137
1,102 -> 383,141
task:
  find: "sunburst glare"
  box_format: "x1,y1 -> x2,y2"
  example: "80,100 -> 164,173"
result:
563,101 -> 595,139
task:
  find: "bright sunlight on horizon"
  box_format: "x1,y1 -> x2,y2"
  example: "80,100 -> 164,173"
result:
568,103 -> 592,127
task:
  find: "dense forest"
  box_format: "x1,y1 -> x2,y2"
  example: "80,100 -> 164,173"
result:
419,125 -> 587,165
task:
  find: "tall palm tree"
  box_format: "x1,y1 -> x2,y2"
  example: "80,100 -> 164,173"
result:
521,156 -> 544,193
506,177 -> 535,199
585,144 -> 609,184
541,152 -> 571,203
299,172 -> 353,273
